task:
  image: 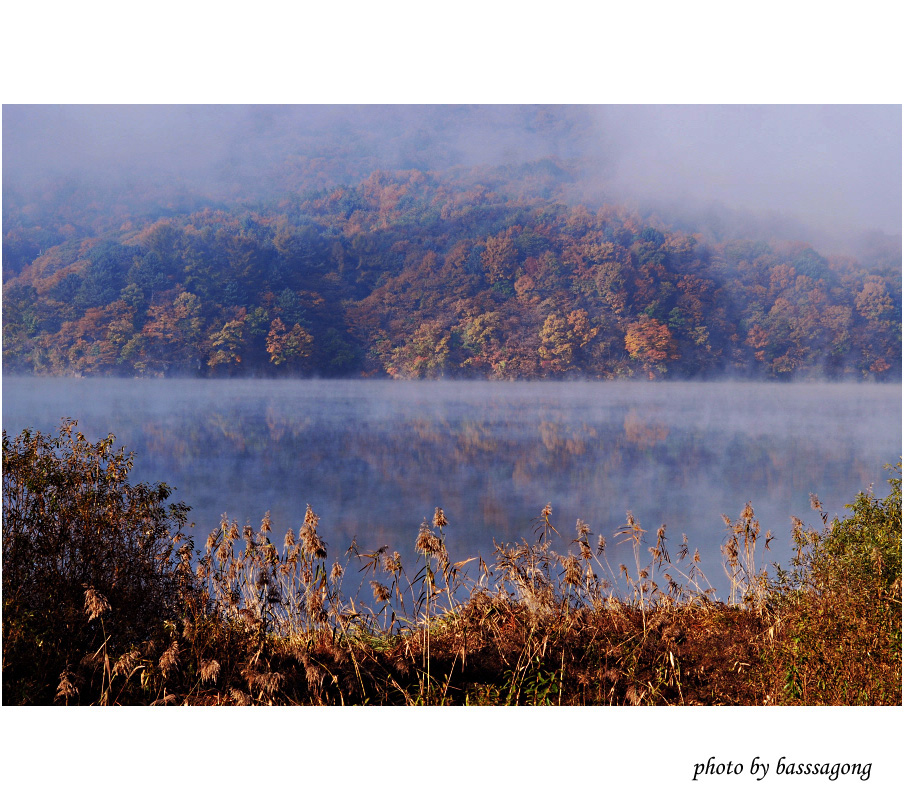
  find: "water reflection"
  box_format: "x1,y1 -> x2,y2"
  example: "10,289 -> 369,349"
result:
2,378 -> 900,598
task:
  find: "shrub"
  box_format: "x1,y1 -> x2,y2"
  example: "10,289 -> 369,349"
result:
2,419 -> 191,704
773,464 -> 902,704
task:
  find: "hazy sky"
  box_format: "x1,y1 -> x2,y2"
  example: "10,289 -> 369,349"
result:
590,105 -> 901,237
3,104 -> 901,247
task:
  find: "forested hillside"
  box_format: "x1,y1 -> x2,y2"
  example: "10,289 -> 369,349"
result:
3,160 -> 901,380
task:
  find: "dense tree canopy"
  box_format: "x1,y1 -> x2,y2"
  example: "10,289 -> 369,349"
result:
3,163 -> 900,380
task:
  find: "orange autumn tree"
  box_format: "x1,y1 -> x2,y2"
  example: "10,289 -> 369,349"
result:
266,317 -> 314,371
624,315 -> 679,378
482,232 -> 518,288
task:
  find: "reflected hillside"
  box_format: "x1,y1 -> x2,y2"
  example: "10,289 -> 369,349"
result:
2,378 -> 899,596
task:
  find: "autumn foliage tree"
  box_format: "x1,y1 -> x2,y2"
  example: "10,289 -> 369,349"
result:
624,315 -> 680,378
1,164 -> 899,381
266,317 -> 314,370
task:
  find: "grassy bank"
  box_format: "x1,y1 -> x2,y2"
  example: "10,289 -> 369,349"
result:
3,420 -> 900,705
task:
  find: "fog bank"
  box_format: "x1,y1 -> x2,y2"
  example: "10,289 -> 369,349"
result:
4,105 -> 900,259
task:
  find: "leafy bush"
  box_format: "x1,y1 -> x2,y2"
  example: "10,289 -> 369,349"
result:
773,464 -> 902,704
2,419 -> 191,704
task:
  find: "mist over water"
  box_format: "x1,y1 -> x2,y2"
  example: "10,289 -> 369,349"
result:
2,377 -> 899,598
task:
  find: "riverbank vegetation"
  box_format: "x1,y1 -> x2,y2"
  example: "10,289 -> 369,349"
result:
2,420 -> 900,705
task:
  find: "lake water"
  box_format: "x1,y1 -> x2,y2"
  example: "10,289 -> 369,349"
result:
2,377 -> 900,598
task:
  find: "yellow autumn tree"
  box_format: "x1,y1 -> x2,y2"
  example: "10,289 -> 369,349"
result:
539,312 -> 574,375
208,315 -> 247,370
389,320 -> 450,378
